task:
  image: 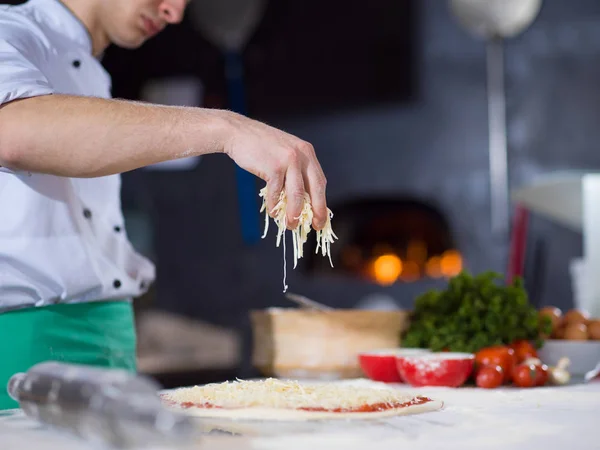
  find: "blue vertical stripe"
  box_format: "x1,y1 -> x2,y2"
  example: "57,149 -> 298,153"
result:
224,50 -> 261,244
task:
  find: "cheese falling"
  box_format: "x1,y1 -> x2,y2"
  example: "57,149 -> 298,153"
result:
162,378 -> 415,410
259,187 -> 338,292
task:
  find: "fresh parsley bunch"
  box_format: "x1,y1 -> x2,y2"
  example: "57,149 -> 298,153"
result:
402,271 -> 551,353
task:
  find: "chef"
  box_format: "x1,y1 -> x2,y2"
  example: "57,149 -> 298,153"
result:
0,0 -> 329,410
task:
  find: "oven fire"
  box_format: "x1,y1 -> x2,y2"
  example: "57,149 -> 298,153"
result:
366,247 -> 463,286
304,197 -> 463,285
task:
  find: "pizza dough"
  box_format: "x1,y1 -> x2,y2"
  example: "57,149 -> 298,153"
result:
160,378 -> 443,421
164,401 -> 444,421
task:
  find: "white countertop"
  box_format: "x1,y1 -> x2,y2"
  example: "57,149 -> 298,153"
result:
2,379 -> 599,450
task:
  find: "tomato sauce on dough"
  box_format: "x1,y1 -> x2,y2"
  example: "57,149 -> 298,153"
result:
164,395 -> 433,413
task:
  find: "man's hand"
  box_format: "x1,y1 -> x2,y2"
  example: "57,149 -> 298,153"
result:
0,95 -> 328,230
220,112 -> 328,231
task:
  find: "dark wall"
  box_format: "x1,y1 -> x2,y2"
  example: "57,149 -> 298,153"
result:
116,0 -> 600,345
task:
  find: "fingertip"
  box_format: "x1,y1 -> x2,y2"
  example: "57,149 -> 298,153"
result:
286,204 -> 301,228
286,194 -> 304,229
312,218 -> 325,231
268,191 -> 279,212
266,178 -> 284,216
267,200 -> 278,217
312,205 -> 328,229
286,214 -> 299,230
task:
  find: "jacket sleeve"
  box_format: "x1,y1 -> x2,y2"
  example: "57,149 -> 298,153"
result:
0,14 -> 54,174
0,15 -> 54,106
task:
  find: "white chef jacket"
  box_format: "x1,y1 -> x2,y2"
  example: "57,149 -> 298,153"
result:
0,0 -> 155,313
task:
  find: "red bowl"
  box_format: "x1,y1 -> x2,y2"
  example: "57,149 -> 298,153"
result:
358,348 -> 431,383
396,352 -> 475,387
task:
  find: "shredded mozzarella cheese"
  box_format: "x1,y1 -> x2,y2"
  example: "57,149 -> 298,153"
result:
259,186 -> 337,292
163,378 -> 415,410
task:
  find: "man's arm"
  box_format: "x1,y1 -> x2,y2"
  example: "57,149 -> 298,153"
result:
0,94 -> 227,177
0,94 -> 328,229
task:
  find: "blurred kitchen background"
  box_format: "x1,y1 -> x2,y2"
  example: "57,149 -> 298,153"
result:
14,0 -> 600,386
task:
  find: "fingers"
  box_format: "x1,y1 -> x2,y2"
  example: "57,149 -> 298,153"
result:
284,164 -> 306,230
296,142 -> 327,230
304,164 -> 328,230
266,173 -> 284,217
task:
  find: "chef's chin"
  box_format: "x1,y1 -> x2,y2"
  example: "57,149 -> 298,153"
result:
111,30 -> 150,49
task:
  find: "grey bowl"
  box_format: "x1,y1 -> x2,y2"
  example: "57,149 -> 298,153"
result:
538,339 -> 600,376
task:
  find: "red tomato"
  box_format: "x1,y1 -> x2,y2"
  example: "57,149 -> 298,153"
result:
512,364 -> 539,388
476,365 -> 504,389
475,346 -> 515,383
510,340 -> 538,363
534,364 -> 549,387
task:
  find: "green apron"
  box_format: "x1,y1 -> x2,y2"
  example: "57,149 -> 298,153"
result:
0,300 -> 137,410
